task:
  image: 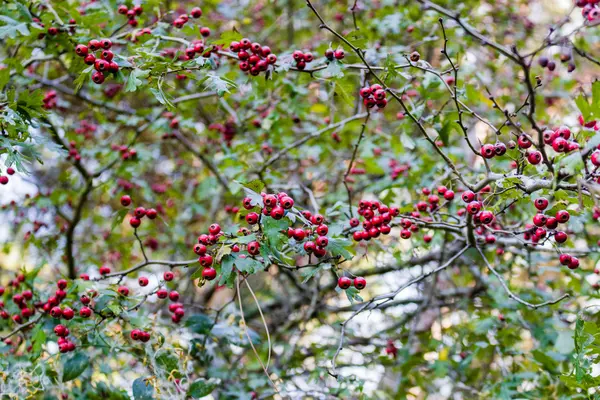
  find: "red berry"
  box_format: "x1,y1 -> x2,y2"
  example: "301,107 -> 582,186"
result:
157,289 -> 168,299
247,241 -> 260,255
246,212 -> 259,224
334,49 -> 345,59
146,208 -> 157,219
92,71 -> 105,84
50,307 -> 62,318
169,291 -> 180,301
138,276 -> 149,286
462,191 -> 475,203
57,279 -> 68,290
534,197 -> 548,210
353,277 -> 366,290
118,5 -> 128,14
130,329 -> 141,340
118,286 -> 129,296
527,151 -> 542,165
163,271 -> 174,281
129,217 -> 141,228
120,195 -> 131,206
79,307 -> 92,318
338,276 -> 352,289
202,267 -> 217,280
568,257 -> 580,270
559,254 -> 572,266
555,231 -> 568,243
200,27 -> 210,37
480,144 -> 495,159
75,44 -> 88,57
556,210 -> 570,223
191,7 -> 202,18
209,223 -> 221,235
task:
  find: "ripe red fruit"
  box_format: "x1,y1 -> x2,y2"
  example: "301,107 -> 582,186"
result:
554,231 -> 568,243
157,289 -> 168,299
80,295 -> 90,304
479,211 -> 494,225
169,291 -> 180,301
534,197 -> 548,210
303,241 -> 316,253
202,267 -> 217,280
462,191 -> 475,203
209,223 -> 221,235
316,225 -> 329,236
271,206 -> 285,220
338,276 -> 352,289
316,236 -> 329,247
568,257 -> 580,270
556,210 -> 570,223
191,7 -> 202,18
54,324 -> 68,337
334,49 -> 345,59
200,27 -> 210,37
533,213 -> 548,227
349,218 -> 359,227
88,39 -> 101,51
133,5 -> 143,15
120,195 -> 131,206
517,134 -> 532,149
527,151 -> 542,165
400,229 -> 411,239
135,207 -> 146,218
443,190 -> 455,201
84,54 -> 96,65
194,244 -> 207,255
146,208 -> 157,219
494,143 -> 507,156
545,217 -> 558,229
163,271 -> 174,281
246,212 -> 259,224
50,307 -> 62,318
118,5 -> 128,14
591,151 -> 600,166
559,253 -> 572,266
130,329 -> 141,340
92,71 -> 105,84
138,276 -> 149,286
480,144 -> 495,159
75,44 -> 88,57
466,201 -> 481,215
353,277 -> 366,290
280,196 -> 294,209
99,265 -> 111,275
118,286 -> 129,296
129,217 -> 141,228
248,241 -> 260,255
199,255 -> 213,267
57,279 -> 68,290
79,307 -> 92,318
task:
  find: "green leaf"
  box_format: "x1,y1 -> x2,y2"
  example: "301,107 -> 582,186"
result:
73,66 -> 94,93
575,93 -> 592,121
262,217 -> 289,247
334,81 -> 354,106
187,378 -> 219,398
185,314 -> 213,335
155,351 -> 180,377
132,377 -> 154,400
150,87 -> 174,111
213,30 -> 243,46
62,352 -> 89,382
111,209 -> 129,232
327,238 -> 354,260
125,69 -> 149,92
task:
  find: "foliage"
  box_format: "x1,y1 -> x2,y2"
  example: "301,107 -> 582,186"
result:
0,0 -> 600,399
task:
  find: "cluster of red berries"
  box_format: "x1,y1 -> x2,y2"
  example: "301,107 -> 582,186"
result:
337,276 -> 366,291
538,54 -> 575,73
209,122 -> 237,147
283,210 -> 330,258
542,126 -> 579,153
75,120 -> 97,139
325,48 -> 345,60
130,329 -> 151,342
120,195 -> 158,228
117,4 -> 143,27
0,167 -> 15,186
292,50 -> 314,70
172,8 -> 204,29
388,159 -> 410,180
110,144 -> 138,161
224,204 -> 240,214
577,0 -> 600,22
230,39 -> 277,76
415,186 -> 456,214
579,115 -> 599,130
479,142 -> 507,159
351,200 -> 399,242
526,196 -> 573,247
193,225 -> 222,278
43,90 -> 58,109
54,324 -> 77,353
75,38 -> 119,85
67,141 -> 82,162
359,84 -> 388,109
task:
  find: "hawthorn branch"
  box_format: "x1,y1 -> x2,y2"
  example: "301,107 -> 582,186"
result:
257,112 -> 368,174
343,113 -> 370,218
92,258 -> 197,281
476,247 -> 569,309
330,244 -> 470,377
0,313 -> 43,341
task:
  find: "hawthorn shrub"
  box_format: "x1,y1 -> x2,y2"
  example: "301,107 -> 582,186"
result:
1,0 -> 600,398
